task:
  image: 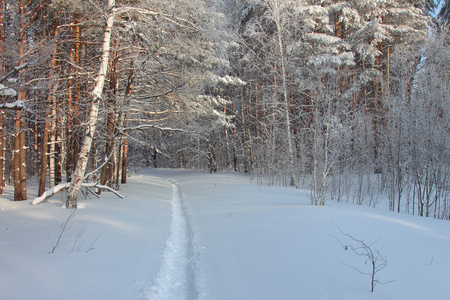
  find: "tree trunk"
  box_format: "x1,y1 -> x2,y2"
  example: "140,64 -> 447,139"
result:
272,0 -> 294,184
0,112 -> 5,194
13,110 -> 26,201
66,17 -> 82,182
38,119 -> 49,196
13,113 -> 21,200
0,0 -> 4,194
66,0 -> 116,208
48,114 -> 56,187
14,0 -> 27,201
99,111 -> 115,190
99,51 -> 119,191
121,130 -> 128,184
18,115 -> 26,198
120,67 -> 133,185
39,21 -> 60,194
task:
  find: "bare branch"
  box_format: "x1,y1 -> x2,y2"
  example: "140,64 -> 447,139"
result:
331,222 -> 395,292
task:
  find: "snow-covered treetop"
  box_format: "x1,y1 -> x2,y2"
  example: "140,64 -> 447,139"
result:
204,72 -> 247,88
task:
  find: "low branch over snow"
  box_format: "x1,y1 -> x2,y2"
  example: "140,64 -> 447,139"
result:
32,182 -> 123,205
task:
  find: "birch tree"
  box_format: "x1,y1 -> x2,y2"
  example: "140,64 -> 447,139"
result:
65,0 -> 116,208
26,0 -> 238,206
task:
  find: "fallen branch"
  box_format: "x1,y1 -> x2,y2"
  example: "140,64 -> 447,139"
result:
33,183 -> 71,205
32,181 -> 123,205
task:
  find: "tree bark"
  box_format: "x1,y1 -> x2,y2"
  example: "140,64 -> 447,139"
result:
66,17 -> 82,182
13,0 -> 27,201
13,110 -> 26,201
18,114 -> 26,198
99,48 -> 119,191
13,112 -> 21,200
38,119 -> 49,196
0,112 -> 5,194
120,68 -> 133,184
41,22 -> 60,193
0,1 -> 4,194
121,128 -> 128,184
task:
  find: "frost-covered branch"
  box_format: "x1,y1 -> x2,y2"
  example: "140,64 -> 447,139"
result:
119,124 -> 187,133
132,84 -> 185,99
113,6 -> 202,31
128,109 -> 182,116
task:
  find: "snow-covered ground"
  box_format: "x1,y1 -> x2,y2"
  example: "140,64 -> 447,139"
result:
1,168 -> 450,300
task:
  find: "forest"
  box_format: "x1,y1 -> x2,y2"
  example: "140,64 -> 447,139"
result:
0,0 -> 449,218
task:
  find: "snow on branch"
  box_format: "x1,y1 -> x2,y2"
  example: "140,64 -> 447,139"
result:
32,182 -> 123,205
0,100 -> 25,110
0,84 -> 18,97
204,72 -> 246,87
113,6 -> 202,31
32,183 -> 71,205
305,33 -> 341,45
0,63 -> 28,84
119,124 -> 187,133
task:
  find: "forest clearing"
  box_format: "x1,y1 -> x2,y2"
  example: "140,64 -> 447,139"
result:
2,169 -> 450,299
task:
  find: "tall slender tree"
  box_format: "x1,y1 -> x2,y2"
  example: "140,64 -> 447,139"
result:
66,0 -> 116,208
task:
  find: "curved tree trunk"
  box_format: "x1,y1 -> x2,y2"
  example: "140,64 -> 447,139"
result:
66,0 -> 116,208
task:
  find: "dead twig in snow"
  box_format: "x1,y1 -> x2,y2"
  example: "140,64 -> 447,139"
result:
331,221 -> 396,292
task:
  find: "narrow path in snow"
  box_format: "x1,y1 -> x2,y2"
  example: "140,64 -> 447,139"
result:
146,179 -> 197,300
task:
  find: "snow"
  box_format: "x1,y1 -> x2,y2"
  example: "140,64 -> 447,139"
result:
32,182 -> 123,205
32,182 -> 71,205
203,72 -> 246,87
1,168 -> 450,300
146,179 -> 198,299
0,100 -> 24,110
0,84 -> 17,96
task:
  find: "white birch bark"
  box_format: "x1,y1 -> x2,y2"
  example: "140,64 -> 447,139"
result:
49,110 -> 56,188
271,0 -> 295,184
66,0 -> 116,208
